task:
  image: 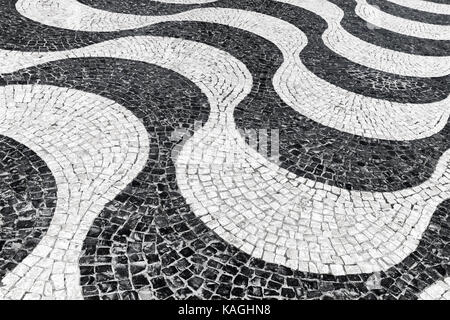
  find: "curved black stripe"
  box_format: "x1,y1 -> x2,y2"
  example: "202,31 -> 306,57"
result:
367,0 -> 450,25
78,0 -> 275,15
82,186 -> 449,300
5,57 -> 445,300
329,0 -> 450,56
4,0 -> 447,302
73,0 -> 450,56
0,0 -> 123,51
4,0 -> 449,103
141,21 -> 449,192
248,0 -> 449,103
78,0 -> 207,15
3,1 -> 448,103
0,136 -> 57,281
2,20 -> 449,192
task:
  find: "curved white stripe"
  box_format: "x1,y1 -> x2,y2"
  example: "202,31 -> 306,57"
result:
419,278 -> 450,300
0,36 -> 251,300
14,1 -> 450,141
17,0 -> 450,78
356,0 -> 450,40
176,101 -> 450,275
280,0 -> 450,77
17,0 -> 160,31
5,4 -> 450,279
26,35 -> 446,278
388,0 -> 450,15
0,85 -> 149,300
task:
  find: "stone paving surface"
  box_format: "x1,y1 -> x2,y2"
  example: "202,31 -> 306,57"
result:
0,0 -> 449,300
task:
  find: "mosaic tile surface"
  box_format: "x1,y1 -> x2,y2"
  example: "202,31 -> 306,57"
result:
0,0 -> 449,300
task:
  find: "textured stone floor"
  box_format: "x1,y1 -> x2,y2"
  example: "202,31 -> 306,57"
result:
0,0 -> 449,300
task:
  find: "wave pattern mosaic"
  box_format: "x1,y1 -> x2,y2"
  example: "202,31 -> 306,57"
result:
0,0 -> 449,300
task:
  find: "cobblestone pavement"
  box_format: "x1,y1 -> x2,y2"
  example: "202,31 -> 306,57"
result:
0,0 -> 449,300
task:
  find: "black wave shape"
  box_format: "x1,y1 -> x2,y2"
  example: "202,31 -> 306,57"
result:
329,0 -> 450,56
2,19 -> 449,192
82,185 -> 450,300
367,0 -> 450,25
0,135 -> 57,281
78,0 -> 207,15
5,57 -> 447,300
3,0 -> 449,102
72,0 -> 450,56
78,0 -> 285,15
142,21 -> 450,192
245,0 -> 449,103
0,0 -> 122,51
10,0 -> 446,104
